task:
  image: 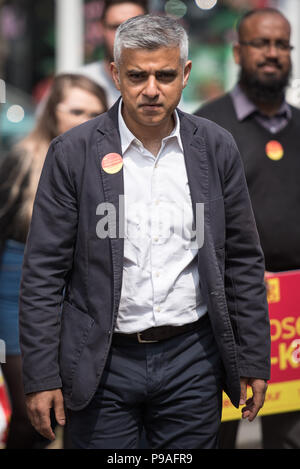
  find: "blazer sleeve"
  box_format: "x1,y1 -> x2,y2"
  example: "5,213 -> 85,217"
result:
19,138 -> 78,394
223,137 -> 271,380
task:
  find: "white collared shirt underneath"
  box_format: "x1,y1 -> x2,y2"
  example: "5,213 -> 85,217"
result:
115,101 -> 207,333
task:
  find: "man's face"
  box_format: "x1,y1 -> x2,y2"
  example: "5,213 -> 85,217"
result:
102,3 -> 146,61
234,13 -> 292,89
111,47 -> 192,134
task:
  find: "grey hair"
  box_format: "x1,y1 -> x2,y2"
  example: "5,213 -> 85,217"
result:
114,14 -> 189,67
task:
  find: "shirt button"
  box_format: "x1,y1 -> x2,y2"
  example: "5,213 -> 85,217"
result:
156,306 -> 161,312
154,237 -> 159,242
155,272 -> 160,277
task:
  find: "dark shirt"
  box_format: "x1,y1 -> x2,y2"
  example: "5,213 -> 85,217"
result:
230,84 -> 292,134
195,91 -> 300,272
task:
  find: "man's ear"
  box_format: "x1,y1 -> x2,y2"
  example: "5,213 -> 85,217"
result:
183,60 -> 192,89
233,42 -> 241,66
110,62 -> 121,90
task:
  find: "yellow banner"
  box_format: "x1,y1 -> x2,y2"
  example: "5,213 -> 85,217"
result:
222,271 -> 300,421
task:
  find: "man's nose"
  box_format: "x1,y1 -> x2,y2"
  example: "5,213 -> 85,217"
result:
265,42 -> 279,59
143,76 -> 159,98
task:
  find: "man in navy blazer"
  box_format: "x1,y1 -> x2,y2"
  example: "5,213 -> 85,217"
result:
19,15 -> 270,449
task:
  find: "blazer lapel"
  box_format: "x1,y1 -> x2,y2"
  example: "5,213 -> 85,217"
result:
96,101 -> 124,315
179,110 -> 208,206
179,111 -> 208,253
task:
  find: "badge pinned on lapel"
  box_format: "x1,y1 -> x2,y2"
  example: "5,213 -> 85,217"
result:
101,153 -> 123,174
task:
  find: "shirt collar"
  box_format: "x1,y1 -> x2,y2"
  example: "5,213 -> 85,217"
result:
118,99 -> 183,154
230,83 -> 291,121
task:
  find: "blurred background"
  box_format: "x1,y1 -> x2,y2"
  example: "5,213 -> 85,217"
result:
1,0 -> 300,152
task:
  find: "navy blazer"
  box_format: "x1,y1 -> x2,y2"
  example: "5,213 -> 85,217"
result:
19,99 -> 270,411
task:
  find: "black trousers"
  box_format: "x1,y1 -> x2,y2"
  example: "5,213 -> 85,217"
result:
67,315 -> 224,449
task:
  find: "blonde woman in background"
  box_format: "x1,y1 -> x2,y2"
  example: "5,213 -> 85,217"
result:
0,73 -> 107,448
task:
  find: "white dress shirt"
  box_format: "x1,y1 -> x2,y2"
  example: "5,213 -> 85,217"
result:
115,101 -> 207,333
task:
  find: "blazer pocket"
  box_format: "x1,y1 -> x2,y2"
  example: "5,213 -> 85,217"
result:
209,196 -> 225,249
59,301 -> 94,394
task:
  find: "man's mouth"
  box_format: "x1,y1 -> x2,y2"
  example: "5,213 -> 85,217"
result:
258,62 -> 282,73
139,103 -> 163,109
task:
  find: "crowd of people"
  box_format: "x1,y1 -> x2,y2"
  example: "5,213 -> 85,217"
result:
0,0 -> 299,450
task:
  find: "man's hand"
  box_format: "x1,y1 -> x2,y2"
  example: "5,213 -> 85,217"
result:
239,377 -> 268,422
25,389 -> 66,441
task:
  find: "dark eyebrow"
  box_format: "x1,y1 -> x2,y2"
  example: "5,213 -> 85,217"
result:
156,69 -> 178,78
126,69 -> 178,79
127,70 -> 147,76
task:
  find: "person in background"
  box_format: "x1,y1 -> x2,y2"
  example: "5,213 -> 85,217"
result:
0,73 -> 107,448
80,0 -> 148,107
196,7 -> 300,449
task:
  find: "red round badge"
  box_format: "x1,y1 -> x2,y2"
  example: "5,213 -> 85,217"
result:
101,153 -> 123,174
265,140 -> 284,161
